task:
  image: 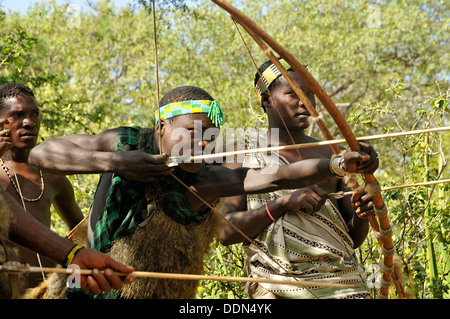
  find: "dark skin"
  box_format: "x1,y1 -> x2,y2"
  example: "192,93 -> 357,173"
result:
29,112 -> 378,245
2,189 -> 134,295
0,95 -> 84,288
217,71 -> 375,248
0,98 -> 134,295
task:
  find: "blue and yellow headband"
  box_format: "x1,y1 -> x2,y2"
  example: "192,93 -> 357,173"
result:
155,100 -> 224,127
255,58 -> 292,101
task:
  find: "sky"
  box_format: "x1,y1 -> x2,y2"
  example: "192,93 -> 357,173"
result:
1,0 -> 135,14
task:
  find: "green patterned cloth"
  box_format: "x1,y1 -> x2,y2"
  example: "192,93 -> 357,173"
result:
69,126 -> 211,299
90,126 -> 209,253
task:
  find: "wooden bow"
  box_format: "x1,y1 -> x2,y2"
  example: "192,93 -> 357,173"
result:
211,0 -> 405,299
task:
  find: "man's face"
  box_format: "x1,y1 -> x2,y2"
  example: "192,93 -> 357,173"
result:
159,113 -> 219,172
0,95 -> 40,150
265,72 -> 316,131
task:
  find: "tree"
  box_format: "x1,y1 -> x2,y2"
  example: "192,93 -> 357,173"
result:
0,0 -> 448,298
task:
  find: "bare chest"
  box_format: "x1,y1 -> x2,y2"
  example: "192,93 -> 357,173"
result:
0,164 -> 55,226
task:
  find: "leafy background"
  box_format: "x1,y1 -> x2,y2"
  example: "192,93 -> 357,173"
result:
0,0 -> 448,298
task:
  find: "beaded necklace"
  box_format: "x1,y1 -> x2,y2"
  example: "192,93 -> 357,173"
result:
0,158 -> 45,202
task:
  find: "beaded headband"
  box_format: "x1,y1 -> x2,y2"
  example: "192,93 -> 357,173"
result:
255,58 -> 292,101
155,100 -> 224,127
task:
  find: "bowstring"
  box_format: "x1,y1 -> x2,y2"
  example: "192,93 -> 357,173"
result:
152,0 -> 162,155
147,3 -> 321,299
231,17 -> 303,160
148,1 -> 313,295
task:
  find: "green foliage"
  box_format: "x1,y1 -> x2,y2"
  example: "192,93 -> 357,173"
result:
196,240 -> 247,299
352,85 -> 449,298
0,0 -> 448,298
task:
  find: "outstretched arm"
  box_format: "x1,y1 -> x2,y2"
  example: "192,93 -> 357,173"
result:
29,127 -> 172,182
215,142 -> 378,247
29,128 -> 121,174
191,142 -> 379,202
3,190 -> 134,294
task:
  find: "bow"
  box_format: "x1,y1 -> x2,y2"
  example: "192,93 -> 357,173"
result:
211,0 -> 405,299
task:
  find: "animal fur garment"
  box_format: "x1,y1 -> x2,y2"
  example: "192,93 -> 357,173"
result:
110,209 -> 220,298
24,206 -> 222,299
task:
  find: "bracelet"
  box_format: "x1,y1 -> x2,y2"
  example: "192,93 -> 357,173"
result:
63,244 -> 85,267
265,202 -> 276,222
329,155 -> 348,178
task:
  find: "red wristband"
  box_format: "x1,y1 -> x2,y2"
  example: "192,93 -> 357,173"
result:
265,202 -> 276,222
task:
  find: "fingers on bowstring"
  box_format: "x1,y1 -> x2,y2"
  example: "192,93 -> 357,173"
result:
316,189 -> 327,207
352,191 -> 375,217
300,202 -> 314,215
312,185 -> 326,195
308,187 -> 326,212
148,154 -> 169,164
353,191 -> 371,206
143,155 -> 173,172
351,191 -> 363,203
